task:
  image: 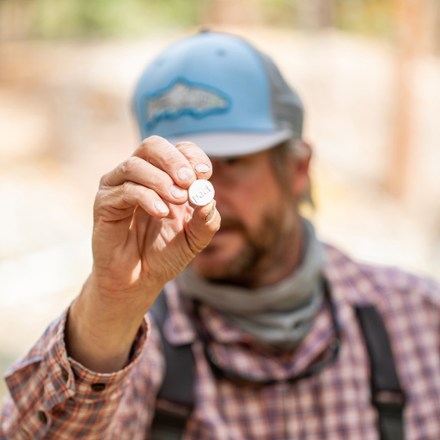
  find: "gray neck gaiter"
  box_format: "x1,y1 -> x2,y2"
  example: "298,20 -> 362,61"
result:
177,219 -> 325,349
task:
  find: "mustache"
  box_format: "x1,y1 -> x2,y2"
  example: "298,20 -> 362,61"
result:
218,217 -> 246,233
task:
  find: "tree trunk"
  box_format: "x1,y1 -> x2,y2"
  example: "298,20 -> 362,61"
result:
387,0 -> 426,198
0,0 -> 32,40
296,0 -> 335,30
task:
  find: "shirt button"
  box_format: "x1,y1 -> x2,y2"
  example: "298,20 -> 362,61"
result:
60,367 -> 69,382
91,383 -> 106,392
38,410 -> 48,424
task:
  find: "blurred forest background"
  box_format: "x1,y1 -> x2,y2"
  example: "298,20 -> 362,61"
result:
1,0 -> 440,398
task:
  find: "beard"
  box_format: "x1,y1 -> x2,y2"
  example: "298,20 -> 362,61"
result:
195,203 -> 296,287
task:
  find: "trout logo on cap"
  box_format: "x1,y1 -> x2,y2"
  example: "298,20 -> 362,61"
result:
145,79 -> 231,129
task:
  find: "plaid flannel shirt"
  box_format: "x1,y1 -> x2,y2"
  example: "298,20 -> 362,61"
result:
2,244 -> 440,439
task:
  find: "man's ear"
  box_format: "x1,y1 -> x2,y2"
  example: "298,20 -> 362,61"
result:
290,140 -> 312,199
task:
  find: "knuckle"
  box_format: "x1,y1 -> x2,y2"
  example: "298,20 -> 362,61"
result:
120,181 -> 132,199
93,189 -> 105,209
161,150 -> 186,174
185,229 -> 208,255
176,141 -> 199,157
147,134 -> 164,144
139,135 -> 171,164
187,237 -> 206,255
120,157 -> 138,175
99,174 -> 108,188
140,135 -> 163,150
148,172 -> 161,190
162,148 -> 178,164
177,141 -> 209,162
176,140 -> 196,150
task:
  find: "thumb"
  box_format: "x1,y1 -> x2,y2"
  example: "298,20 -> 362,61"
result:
185,200 -> 221,256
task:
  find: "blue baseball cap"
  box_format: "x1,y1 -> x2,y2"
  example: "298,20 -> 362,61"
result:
132,31 -> 304,158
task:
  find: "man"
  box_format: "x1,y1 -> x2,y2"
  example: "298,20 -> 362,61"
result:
2,31 -> 440,439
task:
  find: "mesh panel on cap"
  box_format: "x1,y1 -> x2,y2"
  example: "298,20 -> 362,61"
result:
255,51 -> 304,139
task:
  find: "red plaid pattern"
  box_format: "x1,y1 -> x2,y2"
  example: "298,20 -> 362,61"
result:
2,244 -> 440,439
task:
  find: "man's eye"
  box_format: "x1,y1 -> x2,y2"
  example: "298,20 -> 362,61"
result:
224,158 -> 240,166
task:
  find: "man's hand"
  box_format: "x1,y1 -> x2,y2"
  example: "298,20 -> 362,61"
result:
66,136 -> 220,372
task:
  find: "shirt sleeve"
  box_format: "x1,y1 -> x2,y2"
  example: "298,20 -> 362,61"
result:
0,307 -> 148,439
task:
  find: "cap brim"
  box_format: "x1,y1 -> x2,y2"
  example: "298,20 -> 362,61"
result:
169,129 -> 293,158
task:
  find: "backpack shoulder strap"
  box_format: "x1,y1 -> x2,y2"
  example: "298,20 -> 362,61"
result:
149,295 -> 406,439
149,292 -> 195,439
355,304 -> 405,440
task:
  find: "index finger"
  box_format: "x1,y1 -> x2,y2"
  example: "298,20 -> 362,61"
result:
133,135 -> 197,188
175,141 -> 213,180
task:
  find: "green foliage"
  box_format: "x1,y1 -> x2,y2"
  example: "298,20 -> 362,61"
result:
0,0 -> 397,40
334,0 -> 394,38
261,0 -> 394,39
27,0 -> 202,39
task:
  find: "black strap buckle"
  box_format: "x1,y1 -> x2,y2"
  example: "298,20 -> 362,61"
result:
374,390 -> 405,404
373,389 -> 405,416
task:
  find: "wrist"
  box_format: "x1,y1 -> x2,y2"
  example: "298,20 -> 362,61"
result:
89,266 -> 164,309
65,275 -> 153,373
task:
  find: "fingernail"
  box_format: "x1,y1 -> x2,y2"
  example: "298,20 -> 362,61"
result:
195,163 -> 210,173
170,185 -> 187,199
205,201 -> 216,223
177,167 -> 194,182
154,200 -> 168,214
